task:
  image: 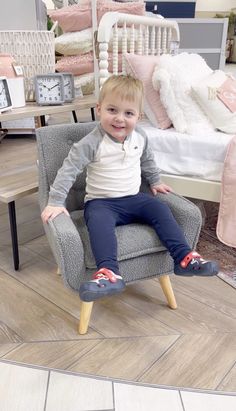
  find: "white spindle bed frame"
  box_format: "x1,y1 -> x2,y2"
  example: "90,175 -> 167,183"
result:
96,12 -> 221,203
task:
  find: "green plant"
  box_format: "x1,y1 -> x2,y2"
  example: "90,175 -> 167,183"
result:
47,15 -> 53,31
215,11 -> 236,37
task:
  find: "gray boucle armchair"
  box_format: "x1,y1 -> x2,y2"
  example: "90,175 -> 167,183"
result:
36,122 -> 202,334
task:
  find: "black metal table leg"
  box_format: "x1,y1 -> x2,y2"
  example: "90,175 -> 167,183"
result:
90,107 -> 95,121
8,201 -> 19,271
40,115 -> 46,127
72,110 -> 78,123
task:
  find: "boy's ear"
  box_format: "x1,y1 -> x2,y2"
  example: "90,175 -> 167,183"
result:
96,103 -> 101,117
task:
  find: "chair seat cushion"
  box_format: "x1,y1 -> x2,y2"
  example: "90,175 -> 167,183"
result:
71,211 -> 166,269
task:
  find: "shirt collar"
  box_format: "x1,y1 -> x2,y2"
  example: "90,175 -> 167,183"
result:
98,122 -> 132,143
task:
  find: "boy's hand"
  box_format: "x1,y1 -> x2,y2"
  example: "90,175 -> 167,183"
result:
151,183 -> 173,195
41,205 -> 69,224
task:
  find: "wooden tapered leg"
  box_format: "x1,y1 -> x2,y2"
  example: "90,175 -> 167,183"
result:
159,274 -> 177,309
56,267 -> 61,275
79,301 -> 94,334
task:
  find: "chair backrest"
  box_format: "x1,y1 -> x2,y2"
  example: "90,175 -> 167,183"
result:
36,122 -> 97,211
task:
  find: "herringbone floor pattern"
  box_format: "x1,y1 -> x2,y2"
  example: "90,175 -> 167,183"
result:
0,127 -> 235,394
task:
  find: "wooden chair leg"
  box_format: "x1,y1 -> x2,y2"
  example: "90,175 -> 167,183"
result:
56,266 -> 61,275
159,274 -> 177,309
79,301 -> 94,334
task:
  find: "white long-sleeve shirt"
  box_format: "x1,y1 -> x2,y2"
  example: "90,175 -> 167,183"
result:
48,124 -> 161,205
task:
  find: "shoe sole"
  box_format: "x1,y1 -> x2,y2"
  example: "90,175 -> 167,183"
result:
174,268 -> 219,277
175,271 -> 218,277
174,262 -> 219,277
79,281 -> 126,302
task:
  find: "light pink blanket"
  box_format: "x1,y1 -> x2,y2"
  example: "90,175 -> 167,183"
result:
217,134 -> 236,248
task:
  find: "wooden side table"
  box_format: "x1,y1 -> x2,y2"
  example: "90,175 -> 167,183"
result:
0,95 -> 97,125
0,95 -> 97,270
0,166 -> 38,270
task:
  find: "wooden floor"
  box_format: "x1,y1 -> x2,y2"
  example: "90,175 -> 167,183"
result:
0,129 -> 236,394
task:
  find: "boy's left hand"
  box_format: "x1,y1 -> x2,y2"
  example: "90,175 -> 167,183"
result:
151,183 -> 173,195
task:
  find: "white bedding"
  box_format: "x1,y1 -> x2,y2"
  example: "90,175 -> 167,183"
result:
138,119 -> 233,182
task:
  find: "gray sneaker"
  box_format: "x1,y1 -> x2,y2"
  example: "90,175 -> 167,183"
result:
79,268 -> 126,302
174,251 -> 219,277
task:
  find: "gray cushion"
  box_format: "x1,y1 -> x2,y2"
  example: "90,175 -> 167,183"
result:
71,211 -> 166,269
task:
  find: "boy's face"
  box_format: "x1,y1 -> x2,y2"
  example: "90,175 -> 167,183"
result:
96,93 -> 140,142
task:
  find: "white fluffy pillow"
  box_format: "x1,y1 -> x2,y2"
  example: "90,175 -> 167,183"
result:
152,53 -> 215,136
192,70 -> 236,134
74,73 -> 95,95
55,29 -> 93,55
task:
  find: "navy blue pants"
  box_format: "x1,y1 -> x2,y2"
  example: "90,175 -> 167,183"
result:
84,192 -> 191,274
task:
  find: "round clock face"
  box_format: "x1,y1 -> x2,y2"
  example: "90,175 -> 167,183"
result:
0,78 -> 11,111
35,75 -> 65,105
62,74 -> 75,102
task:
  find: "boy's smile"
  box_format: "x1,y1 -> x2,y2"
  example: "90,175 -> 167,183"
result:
96,93 -> 140,142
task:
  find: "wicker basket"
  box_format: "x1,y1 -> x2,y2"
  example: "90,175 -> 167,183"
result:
0,30 -> 55,101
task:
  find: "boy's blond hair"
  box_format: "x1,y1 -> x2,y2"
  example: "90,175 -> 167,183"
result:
98,74 -> 143,112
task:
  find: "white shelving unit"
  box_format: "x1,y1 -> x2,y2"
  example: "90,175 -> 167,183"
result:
174,17 -> 229,69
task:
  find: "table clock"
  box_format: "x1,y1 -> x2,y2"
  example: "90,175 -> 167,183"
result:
0,76 -> 12,112
62,73 -> 75,102
34,74 -> 65,105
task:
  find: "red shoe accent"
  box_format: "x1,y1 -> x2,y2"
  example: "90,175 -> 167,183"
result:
92,268 -> 118,283
180,251 -> 201,268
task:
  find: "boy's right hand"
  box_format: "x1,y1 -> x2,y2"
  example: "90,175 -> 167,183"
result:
41,205 -> 69,224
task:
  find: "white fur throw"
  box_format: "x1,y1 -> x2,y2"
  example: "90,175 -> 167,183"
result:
152,53 -> 215,136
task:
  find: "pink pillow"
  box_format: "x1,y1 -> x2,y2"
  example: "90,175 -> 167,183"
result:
49,1 -> 145,33
56,53 -> 94,76
125,53 -> 172,129
97,0 -> 145,22
217,77 -> 236,113
56,52 -> 122,76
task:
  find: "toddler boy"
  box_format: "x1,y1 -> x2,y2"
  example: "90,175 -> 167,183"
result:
41,75 -> 219,302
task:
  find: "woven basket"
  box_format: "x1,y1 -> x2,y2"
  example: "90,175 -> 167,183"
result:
0,30 -> 55,101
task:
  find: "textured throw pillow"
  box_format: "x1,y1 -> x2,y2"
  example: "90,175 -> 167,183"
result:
49,0 -> 145,33
152,53 -> 214,136
74,73 -> 95,95
49,3 -> 91,33
55,53 -> 94,76
192,70 -> 236,134
56,52 -> 122,76
52,0 -> 80,9
55,29 -> 93,56
55,27 -> 140,56
125,53 -> 172,129
97,0 -> 145,22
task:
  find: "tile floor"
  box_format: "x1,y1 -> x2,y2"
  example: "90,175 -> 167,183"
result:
0,360 -> 235,411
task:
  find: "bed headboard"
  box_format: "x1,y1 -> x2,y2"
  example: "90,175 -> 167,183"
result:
96,12 -> 180,88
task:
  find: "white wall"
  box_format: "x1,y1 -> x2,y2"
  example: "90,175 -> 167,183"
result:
196,0 -> 235,12
0,0 -> 46,30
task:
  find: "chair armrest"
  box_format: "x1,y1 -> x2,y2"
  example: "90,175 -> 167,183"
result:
45,213 -> 86,291
156,192 -> 202,249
